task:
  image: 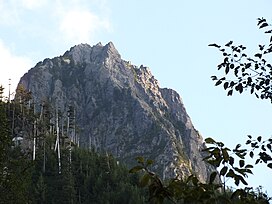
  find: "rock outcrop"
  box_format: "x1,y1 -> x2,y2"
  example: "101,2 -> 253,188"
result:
18,42 -> 214,181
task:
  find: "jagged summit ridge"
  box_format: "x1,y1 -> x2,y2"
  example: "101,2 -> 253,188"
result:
18,42 -> 214,182
62,42 -> 120,65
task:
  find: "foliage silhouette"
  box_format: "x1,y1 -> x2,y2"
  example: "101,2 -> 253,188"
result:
130,17 -> 272,204
209,17 -> 272,171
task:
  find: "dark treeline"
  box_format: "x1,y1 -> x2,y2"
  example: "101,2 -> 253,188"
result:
0,85 -> 146,204
1,146 -> 146,203
1,81 -> 271,204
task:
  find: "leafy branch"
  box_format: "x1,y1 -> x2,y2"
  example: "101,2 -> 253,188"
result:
209,18 -> 272,101
129,157 -> 222,204
129,153 -> 271,203
246,135 -> 272,168
203,138 -> 253,188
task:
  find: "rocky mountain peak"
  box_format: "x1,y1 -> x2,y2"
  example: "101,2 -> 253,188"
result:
104,41 -> 118,54
17,42 -> 214,182
63,41 -> 120,65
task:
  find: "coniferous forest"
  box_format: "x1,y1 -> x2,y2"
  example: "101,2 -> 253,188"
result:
0,85 -> 146,204
1,79 -> 271,203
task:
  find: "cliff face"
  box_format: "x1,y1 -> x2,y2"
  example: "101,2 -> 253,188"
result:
18,42 -> 213,181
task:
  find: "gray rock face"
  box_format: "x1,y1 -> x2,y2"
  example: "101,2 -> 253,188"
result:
18,42 -> 213,181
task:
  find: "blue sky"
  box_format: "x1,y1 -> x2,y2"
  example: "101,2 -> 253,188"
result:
1,0 -> 272,194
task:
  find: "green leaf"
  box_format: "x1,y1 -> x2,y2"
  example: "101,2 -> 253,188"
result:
249,151 -> 254,158
212,147 -> 220,156
235,144 -> 241,150
238,175 -> 248,185
257,136 -> 262,142
245,168 -> 253,175
246,140 -> 251,145
217,142 -> 224,147
226,169 -> 235,178
225,41 -> 233,47
211,76 -> 217,80
234,177 -> 239,186
238,84 -> 244,94
146,159 -> 154,166
215,80 -> 222,86
205,137 -> 216,144
139,173 -> 150,187
227,89 -> 233,96
234,68 -> 239,76
208,43 -> 221,48
257,18 -> 266,26
247,77 -> 252,84
192,176 -> 199,186
236,83 -> 243,94
267,144 -> 271,151
222,148 -> 229,161
223,82 -> 229,90
239,160 -> 245,168
267,163 -> 272,169
229,157 -> 234,166
209,172 -> 217,184
129,165 -> 143,173
220,166 -> 228,176
265,30 -> 272,34
260,22 -> 268,29
225,66 -> 230,74
265,79 -> 270,85
136,156 -> 145,164
254,53 -> 262,59
245,164 -> 253,169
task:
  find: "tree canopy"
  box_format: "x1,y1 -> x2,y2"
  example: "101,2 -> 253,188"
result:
209,18 -> 272,101
0,86 -> 147,203
129,18 -> 272,204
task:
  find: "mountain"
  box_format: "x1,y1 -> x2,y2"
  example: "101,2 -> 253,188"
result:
18,42 -> 214,182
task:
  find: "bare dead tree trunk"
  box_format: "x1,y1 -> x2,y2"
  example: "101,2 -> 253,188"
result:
33,103 -> 36,161
54,109 -> 61,174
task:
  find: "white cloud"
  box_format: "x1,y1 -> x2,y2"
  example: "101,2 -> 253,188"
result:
0,40 -> 33,98
59,9 -> 110,44
21,0 -> 46,10
0,0 -> 46,25
0,1 -> 20,25
0,0 -> 111,99
0,0 -> 111,45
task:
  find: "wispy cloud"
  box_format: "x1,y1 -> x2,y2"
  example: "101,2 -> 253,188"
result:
59,9 -> 110,44
0,40 -> 32,97
0,0 -> 112,94
54,0 -> 111,45
0,0 -> 111,41
0,0 -> 112,48
21,0 -> 47,10
0,1 -> 20,25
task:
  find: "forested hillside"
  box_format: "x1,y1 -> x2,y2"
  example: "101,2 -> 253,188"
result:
0,86 -> 146,203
